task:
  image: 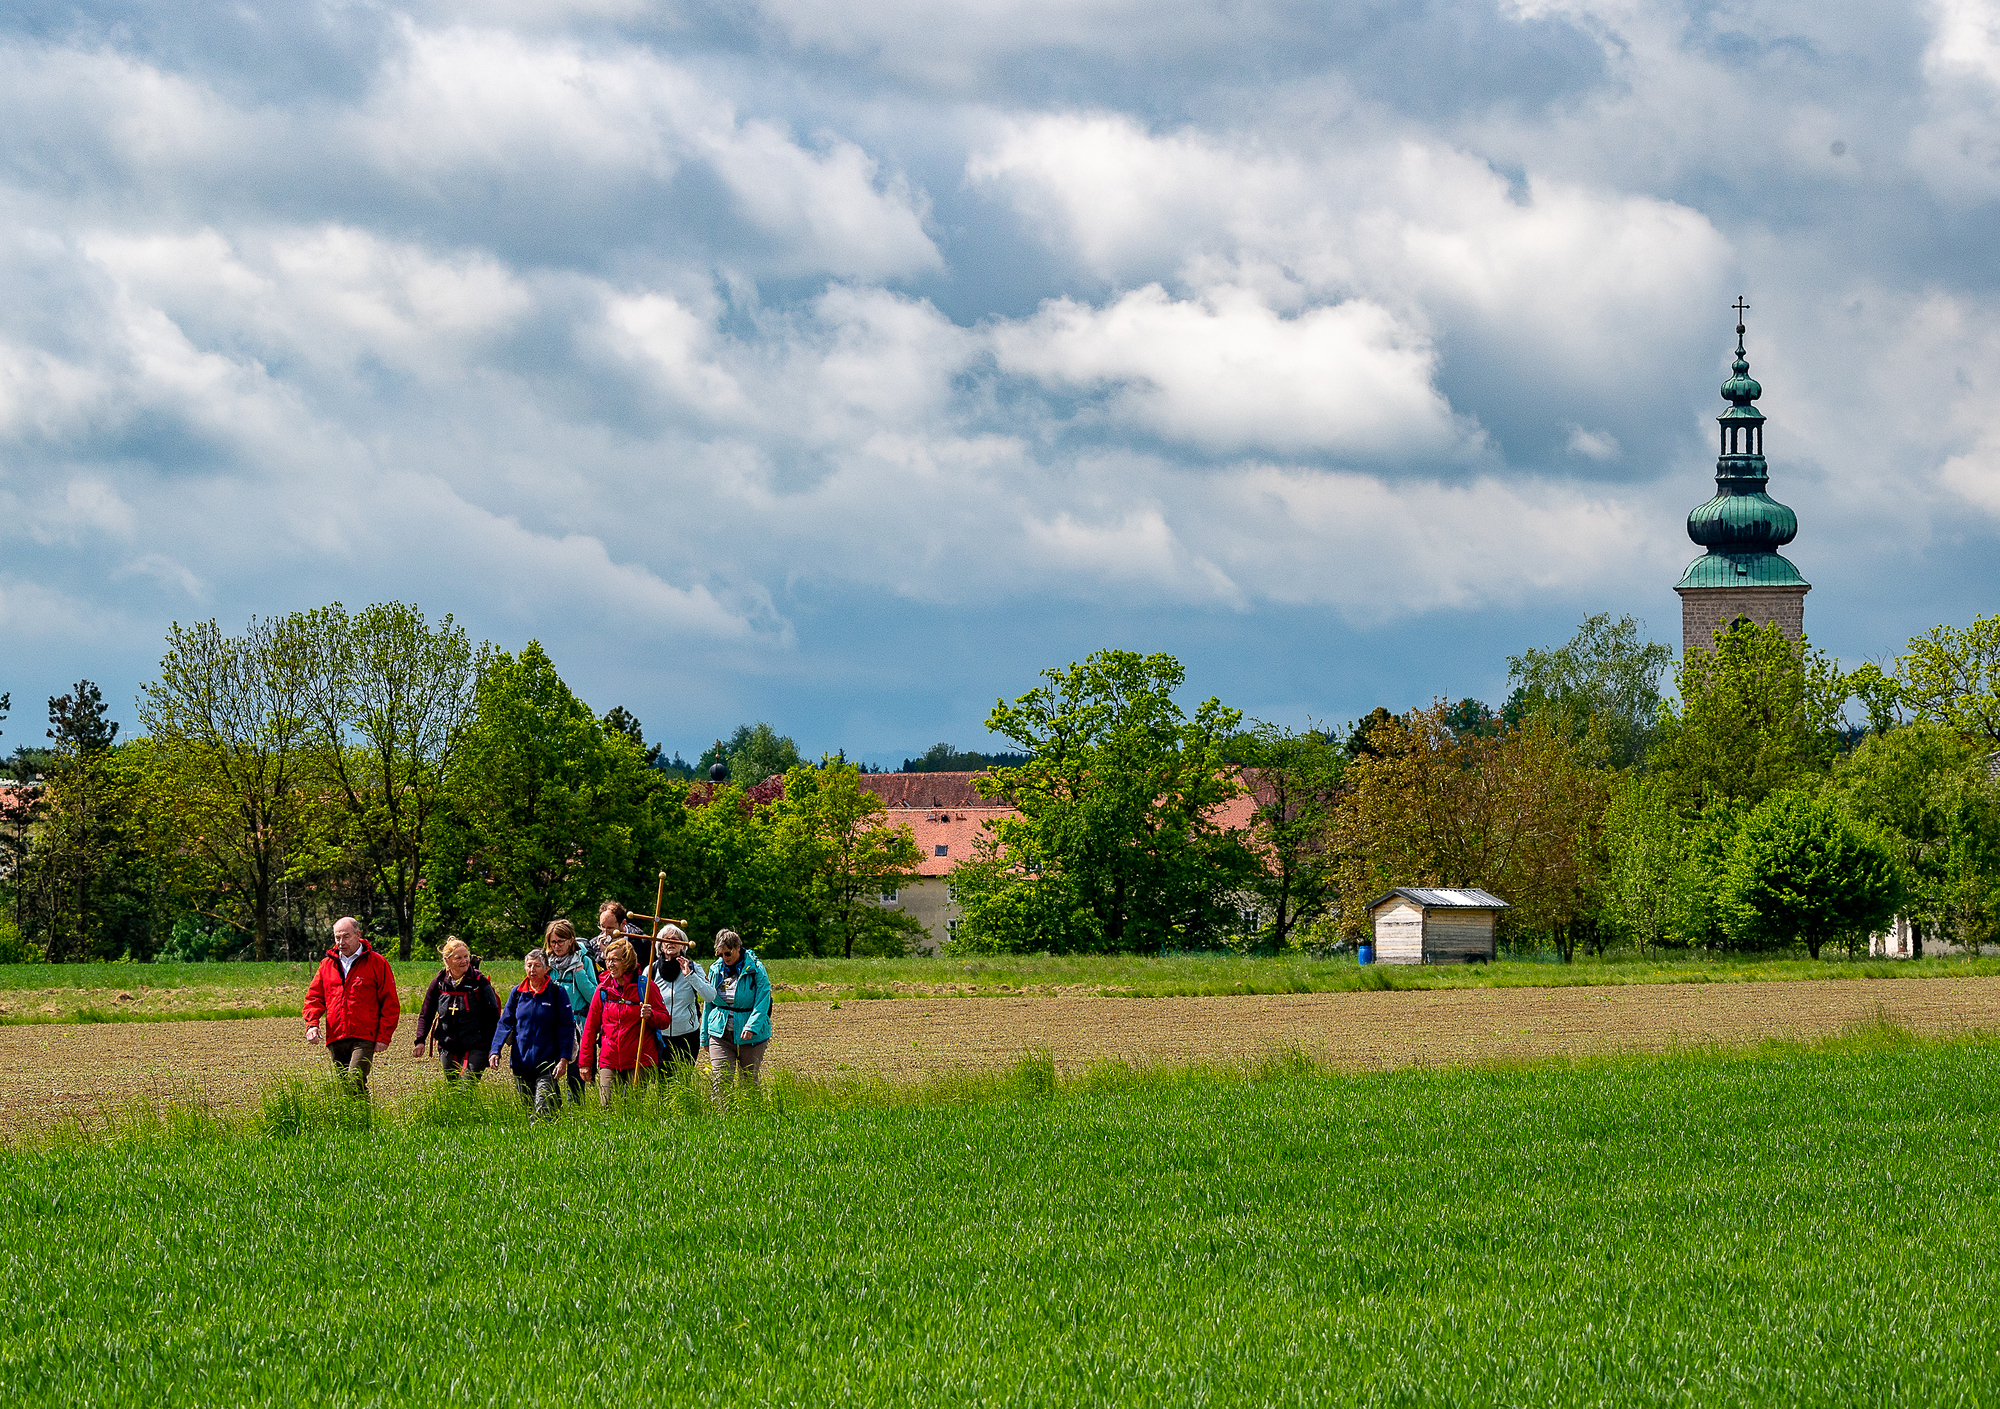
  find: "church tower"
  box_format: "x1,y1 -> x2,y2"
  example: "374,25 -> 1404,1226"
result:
1674,306 -> 1809,655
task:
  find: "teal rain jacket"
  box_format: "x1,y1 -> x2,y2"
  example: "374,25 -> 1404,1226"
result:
549,949 -> 597,1027
701,949 -> 771,1045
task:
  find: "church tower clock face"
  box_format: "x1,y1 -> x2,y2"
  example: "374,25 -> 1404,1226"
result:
1674,303 -> 1809,656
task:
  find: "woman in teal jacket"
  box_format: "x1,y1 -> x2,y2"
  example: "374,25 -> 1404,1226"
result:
702,929 -> 771,1099
544,920 -> 596,1105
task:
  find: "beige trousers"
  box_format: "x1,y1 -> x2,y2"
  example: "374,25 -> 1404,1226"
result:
707,1036 -> 768,1098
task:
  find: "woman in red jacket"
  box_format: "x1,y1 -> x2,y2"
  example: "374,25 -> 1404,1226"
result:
302,917 -> 401,1096
577,937 -> 669,1107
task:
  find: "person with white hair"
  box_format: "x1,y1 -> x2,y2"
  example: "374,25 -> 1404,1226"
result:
302,917 -> 400,1097
645,923 -> 714,1071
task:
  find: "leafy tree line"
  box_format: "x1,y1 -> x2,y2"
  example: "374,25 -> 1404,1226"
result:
5,604 -> 1996,964
946,614 -> 2000,961
0,605 -> 924,963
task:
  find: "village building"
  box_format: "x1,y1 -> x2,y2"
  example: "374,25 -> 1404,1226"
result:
854,772 -> 1014,952
1366,888 -> 1509,964
1675,309 -> 1810,657
853,771 -> 1266,953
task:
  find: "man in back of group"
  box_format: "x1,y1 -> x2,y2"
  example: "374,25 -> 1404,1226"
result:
303,917 -> 401,1095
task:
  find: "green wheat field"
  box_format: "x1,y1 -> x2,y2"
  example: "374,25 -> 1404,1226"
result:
3,1029 -> 1994,1405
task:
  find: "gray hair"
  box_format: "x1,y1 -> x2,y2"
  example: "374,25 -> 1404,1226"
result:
523,948 -> 550,971
656,924 -> 689,945
715,929 -> 743,953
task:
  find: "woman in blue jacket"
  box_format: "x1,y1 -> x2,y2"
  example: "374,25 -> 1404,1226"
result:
702,929 -> 771,1101
491,948 -> 578,1120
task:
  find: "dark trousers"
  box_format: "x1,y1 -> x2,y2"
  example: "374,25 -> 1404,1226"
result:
326,1039 -> 376,1095
513,1064 -> 562,1120
660,1030 -> 700,1070
439,1047 -> 490,1081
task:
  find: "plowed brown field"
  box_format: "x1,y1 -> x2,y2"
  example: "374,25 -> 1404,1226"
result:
8,976 -> 2000,1135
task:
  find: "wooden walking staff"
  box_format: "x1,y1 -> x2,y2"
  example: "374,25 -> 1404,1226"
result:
629,872 -> 685,1080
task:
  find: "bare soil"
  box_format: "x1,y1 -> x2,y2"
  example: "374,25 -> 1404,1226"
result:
7,977 -> 2000,1136
0,985 -> 300,1020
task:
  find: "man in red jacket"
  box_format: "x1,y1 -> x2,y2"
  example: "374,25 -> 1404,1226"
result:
303,917 -> 401,1095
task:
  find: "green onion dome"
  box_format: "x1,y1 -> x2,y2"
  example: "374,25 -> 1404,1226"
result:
1720,349 -> 1762,406
1675,318 -> 1808,591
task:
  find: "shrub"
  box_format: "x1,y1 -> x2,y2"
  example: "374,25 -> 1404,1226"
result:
1720,790 -> 1903,958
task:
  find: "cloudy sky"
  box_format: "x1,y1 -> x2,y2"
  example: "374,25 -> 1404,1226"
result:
3,0 -> 1998,762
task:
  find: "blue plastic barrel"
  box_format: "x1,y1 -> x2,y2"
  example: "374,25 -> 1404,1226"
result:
1357,943 -> 1374,966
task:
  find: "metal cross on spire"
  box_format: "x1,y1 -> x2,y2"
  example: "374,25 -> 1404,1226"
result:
1733,296 -> 1750,325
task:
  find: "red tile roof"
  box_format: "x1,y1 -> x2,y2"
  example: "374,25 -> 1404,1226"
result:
855,772 -> 994,809
0,783 -> 38,823
880,806 -> 1015,876
692,769 -> 1271,878
685,774 -> 787,808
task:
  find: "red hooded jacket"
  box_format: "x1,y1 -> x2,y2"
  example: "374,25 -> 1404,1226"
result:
304,941 -> 402,1045
579,972 -> 668,1074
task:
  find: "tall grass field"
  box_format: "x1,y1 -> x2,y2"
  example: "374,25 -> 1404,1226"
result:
3,1033 -> 1995,1405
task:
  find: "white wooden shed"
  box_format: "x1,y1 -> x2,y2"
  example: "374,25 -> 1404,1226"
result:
1367,888 -> 1509,964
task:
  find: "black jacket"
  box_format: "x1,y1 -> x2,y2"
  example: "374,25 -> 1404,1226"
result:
416,962 -> 500,1052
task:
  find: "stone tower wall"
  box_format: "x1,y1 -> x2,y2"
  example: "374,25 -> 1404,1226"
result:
1676,585 -> 1808,657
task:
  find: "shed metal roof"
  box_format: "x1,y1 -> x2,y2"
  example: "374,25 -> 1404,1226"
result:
1367,887 -> 1509,911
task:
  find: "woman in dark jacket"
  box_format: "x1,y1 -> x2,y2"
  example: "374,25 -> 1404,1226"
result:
491,948 -> 577,1119
412,937 -> 500,1080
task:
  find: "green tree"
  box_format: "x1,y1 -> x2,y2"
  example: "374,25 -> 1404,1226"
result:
139,621 -> 314,960
1344,707 -> 1401,761
1898,614 -> 2000,745
959,651 -> 1252,954
1334,706 -> 1609,960
1649,623 -> 1850,810
656,779 -> 791,955
700,723 -> 803,788
0,692 -> 44,930
295,602 -> 477,960
1497,722 -> 1615,960
601,706 -> 664,768
1238,722 -> 1344,950
1719,790 -> 1902,958
22,684 -> 157,961
1333,704 -> 1520,940
767,760 -> 924,957
901,742 -> 1032,773
1601,776 -> 1684,953
1599,780 -> 1738,954
1835,723 -> 2000,954
428,643 -> 659,951
1506,613 -> 1674,767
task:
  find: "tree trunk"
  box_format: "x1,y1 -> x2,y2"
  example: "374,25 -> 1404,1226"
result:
253,869 -> 272,961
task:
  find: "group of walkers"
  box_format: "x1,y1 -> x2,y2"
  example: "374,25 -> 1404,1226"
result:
300,901 -> 772,1116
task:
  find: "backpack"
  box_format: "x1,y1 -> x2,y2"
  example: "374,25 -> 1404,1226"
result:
433,971 -> 487,1048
